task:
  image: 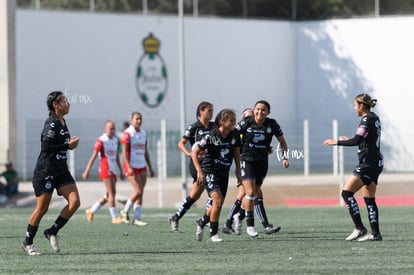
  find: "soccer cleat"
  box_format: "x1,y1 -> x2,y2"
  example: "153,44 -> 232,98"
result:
21,243 -> 41,256
112,217 -> 124,224
357,233 -> 383,242
44,230 -> 60,252
168,216 -> 179,232
120,210 -> 130,224
345,227 -> 368,241
195,219 -> 204,241
85,208 -> 94,223
221,224 -> 235,235
132,219 -> 148,226
264,224 -> 281,235
233,214 -> 242,235
209,234 -> 224,242
246,226 -> 259,237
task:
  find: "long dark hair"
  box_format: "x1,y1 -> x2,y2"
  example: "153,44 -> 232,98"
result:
355,94 -> 377,109
46,91 -> 64,116
196,101 -> 213,120
214,109 -> 236,128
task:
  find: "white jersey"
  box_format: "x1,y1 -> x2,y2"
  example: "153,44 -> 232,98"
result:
121,126 -> 147,169
95,134 -> 119,175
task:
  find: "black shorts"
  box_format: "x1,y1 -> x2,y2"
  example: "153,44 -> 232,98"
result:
204,171 -> 229,199
32,169 -> 76,197
241,159 -> 268,187
352,163 -> 383,185
189,161 -> 197,182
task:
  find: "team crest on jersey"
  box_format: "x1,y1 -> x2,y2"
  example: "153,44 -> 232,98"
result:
135,33 -> 168,108
231,138 -> 236,145
266,127 -> 272,133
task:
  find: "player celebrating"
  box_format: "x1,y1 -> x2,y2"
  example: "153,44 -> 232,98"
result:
82,120 -> 125,224
168,102 -> 214,232
236,100 -> 289,237
193,109 -> 242,242
323,93 -> 383,241
221,108 -> 252,234
120,112 -> 154,226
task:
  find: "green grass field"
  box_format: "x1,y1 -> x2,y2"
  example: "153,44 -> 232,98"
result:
1,207 -> 413,274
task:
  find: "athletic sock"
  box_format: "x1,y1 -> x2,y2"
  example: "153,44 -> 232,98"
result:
123,199 -> 133,213
239,207 -> 246,220
199,213 -> 210,227
175,196 -> 196,221
205,198 -> 213,210
109,207 -> 118,219
226,200 -> 241,227
254,198 -> 270,227
133,204 -> 142,220
47,216 -> 68,235
209,221 -> 219,236
91,201 -> 102,213
341,190 -> 364,229
24,224 -> 38,245
364,197 -> 380,235
245,211 -> 255,227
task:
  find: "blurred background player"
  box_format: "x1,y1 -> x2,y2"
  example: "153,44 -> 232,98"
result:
120,112 -> 154,226
0,162 -> 19,200
323,94 -> 383,241
168,101 -> 214,232
82,120 -> 125,224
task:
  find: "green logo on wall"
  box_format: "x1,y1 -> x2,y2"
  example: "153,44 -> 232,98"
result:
136,33 -> 168,108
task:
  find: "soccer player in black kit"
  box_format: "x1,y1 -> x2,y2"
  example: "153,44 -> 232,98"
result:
324,93 -> 383,241
168,102 -> 214,232
21,91 -> 80,255
192,109 -> 242,242
236,100 -> 289,237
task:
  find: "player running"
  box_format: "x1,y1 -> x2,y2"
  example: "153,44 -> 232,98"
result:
21,91 -> 80,255
193,109 -> 242,242
168,102 -> 214,232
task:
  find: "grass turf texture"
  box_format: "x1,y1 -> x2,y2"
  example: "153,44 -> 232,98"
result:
1,207 -> 413,274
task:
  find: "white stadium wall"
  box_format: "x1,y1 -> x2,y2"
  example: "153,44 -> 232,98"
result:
296,18 -> 414,171
15,9 -> 414,178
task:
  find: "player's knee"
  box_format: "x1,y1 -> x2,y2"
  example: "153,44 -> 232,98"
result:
244,195 -> 255,201
341,190 -> 354,201
364,197 -> 376,205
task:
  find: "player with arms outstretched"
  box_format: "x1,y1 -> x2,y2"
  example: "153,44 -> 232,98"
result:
324,93 -> 383,241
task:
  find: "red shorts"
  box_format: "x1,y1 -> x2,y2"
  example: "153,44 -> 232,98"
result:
124,166 -> 147,177
99,171 -> 117,182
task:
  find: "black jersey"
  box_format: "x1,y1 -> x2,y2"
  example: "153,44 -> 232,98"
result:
236,116 -> 283,161
34,114 -> 71,175
183,120 -> 215,146
355,112 -> 383,166
197,128 -> 241,173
